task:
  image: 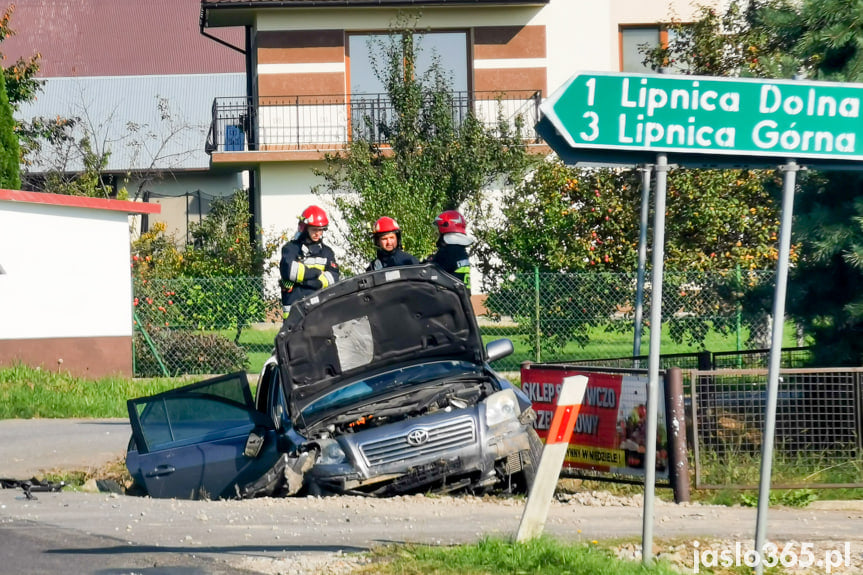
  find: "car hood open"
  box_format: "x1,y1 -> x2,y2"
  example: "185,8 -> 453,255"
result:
275,264 -> 485,417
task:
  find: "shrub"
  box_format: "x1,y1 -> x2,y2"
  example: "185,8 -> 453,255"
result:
134,329 -> 249,377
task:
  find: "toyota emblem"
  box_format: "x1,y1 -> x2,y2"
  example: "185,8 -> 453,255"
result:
406,428 -> 429,446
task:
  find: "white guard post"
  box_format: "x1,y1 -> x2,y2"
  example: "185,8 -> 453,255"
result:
515,375 -> 588,542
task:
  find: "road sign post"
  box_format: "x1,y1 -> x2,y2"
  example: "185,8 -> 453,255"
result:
538,70 -> 863,566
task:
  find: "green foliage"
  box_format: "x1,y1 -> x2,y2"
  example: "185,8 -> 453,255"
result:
0,64 -> 19,189
368,536 -> 681,575
739,489 -> 818,508
642,0 -> 801,79
314,19 -> 532,272
0,363 -> 182,419
475,158 -> 784,353
1,6 -> 42,112
41,135 -> 119,197
182,192 -> 277,277
133,329 -> 249,377
134,277 -> 273,342
132,192 -> 283,344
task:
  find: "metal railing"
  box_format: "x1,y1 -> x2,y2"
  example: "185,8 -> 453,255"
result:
205,90 -> 543,153
690,368 -> 863,489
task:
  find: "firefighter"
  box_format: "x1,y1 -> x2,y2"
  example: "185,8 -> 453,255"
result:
279,205 -> 340,319
428,209 -> 473,289
366,216 -> 419,271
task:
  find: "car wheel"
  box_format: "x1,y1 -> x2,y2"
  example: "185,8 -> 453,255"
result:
513,427 -> 543,494
125,435 -> 149,497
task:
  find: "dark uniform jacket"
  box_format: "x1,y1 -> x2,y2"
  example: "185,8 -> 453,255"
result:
279,235 -> 340,309
428,242 -> 471,289
366,248 -> 420,271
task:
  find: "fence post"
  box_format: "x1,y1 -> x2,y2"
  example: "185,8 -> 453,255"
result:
534,265 -> 541,363
735,263 -> 743,364
133,311 -> 169,378
698,351 -> 712,371
664,367 -> 690,503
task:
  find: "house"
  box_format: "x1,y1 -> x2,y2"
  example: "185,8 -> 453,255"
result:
198,0 -> 724,280
0,189 -> 160,377
2,0 -> 248,242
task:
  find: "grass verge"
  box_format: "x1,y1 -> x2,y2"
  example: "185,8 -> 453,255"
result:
356,536 -> 681,575
0,363 -> 186,419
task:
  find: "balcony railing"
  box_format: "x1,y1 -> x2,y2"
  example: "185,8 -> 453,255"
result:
205,90 -> 543,154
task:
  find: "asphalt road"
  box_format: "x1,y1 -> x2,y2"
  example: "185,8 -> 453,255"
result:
0,418 -> 131,478
1,419 -> 862,574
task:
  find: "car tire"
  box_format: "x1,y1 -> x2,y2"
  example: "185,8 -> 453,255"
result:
520,426 -> 543,492
125,435 -> 148,497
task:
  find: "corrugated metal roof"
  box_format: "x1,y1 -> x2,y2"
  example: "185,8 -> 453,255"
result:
2,0 -> 244,78
15,74 -> 246,173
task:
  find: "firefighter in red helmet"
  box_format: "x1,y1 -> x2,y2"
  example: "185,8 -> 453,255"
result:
279,205 -> 340,318
428,209 -> 473,288
366,216 -> 419,271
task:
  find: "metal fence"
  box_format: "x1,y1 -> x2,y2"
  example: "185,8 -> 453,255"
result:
132,277 -> 280,377
563,347 -> 815,372
205,90 -> 543,154
690,368 -> 863,489
481,269 -> 781,372
131,269 -> 784,377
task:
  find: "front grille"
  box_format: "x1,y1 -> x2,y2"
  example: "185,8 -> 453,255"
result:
360,417 -> 476,467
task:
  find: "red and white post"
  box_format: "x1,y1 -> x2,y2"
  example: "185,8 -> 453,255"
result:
515,374 -> 588,542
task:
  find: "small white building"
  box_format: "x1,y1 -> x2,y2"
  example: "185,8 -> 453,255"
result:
0,189 -> 160,377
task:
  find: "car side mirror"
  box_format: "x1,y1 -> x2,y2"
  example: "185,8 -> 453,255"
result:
486,338 -> 514,363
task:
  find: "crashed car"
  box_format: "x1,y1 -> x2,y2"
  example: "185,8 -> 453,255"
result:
125,263 -> 540,500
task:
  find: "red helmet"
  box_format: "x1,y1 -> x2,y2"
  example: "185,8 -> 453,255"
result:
298,205 -> 329,231
373,216 -> 400,235
434,210 -> 467,235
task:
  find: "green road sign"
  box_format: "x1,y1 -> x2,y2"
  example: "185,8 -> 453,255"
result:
541,72 -> 863,161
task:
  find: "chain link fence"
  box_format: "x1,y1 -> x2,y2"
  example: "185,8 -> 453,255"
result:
481,268 -> 782,372
132,277 -> 280,377
131,268 -> 783,377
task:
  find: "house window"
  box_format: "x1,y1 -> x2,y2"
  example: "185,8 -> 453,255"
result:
620,26 -> 665,73
348,31 -> 468,142
348,32 -> 469,95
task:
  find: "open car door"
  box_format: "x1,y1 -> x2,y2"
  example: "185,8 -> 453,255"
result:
126,372 -> 280,500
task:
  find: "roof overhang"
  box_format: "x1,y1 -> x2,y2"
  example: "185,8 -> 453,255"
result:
0,189 -> 161,215
201,0 -> 549,28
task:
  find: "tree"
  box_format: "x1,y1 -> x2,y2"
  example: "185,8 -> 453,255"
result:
0,62 -> 18,188
132,191 -> 284,343
313,20 -> 533,272
1,5 -> 41,110
20,92 -> 204,199
645,0 -> 863,365
472,157 -> 784,353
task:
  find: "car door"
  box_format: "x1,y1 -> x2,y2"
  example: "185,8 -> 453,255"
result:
127,372 -> 280,500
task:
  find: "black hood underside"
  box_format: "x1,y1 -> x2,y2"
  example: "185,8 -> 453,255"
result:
276,264 -> 484,415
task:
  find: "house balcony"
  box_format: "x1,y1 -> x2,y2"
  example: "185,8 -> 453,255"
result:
205,91 -> 547,165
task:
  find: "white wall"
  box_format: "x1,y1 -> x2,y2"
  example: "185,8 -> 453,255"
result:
0,201 -> 133,339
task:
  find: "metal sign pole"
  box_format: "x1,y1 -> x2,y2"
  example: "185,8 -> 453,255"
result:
754,159 -> 799,572
633,164 -> 653,364
642,153 -> 668,563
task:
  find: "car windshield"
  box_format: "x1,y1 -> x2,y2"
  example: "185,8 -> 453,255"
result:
300,360 -> 482,421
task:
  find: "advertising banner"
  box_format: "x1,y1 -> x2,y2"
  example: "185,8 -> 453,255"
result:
522,365 -> 669,479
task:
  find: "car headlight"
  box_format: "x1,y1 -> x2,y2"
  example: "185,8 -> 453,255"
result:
484,388 -> 519,427
316,439 -> 347,465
